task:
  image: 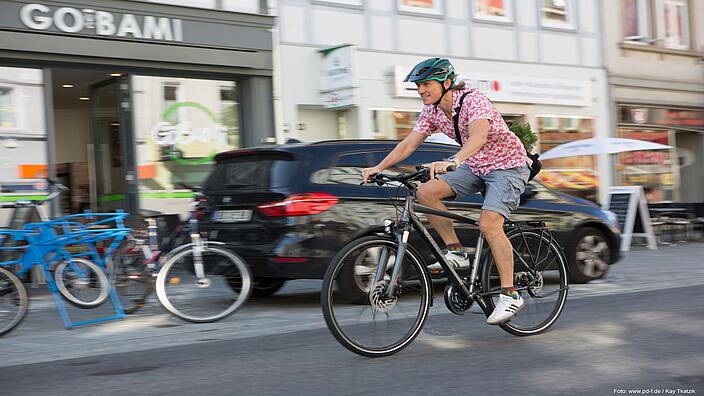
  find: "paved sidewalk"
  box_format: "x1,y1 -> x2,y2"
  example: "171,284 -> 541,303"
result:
1,242 -> 702,368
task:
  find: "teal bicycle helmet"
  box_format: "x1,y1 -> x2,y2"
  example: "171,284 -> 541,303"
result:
404,58 -> 456,84
404,58 -> 457,105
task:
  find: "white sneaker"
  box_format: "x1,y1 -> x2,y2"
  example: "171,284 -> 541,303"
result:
427,251 -> 469,273
486,293 -> 525,325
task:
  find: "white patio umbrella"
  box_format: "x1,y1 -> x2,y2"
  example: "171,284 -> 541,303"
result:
539,137 -> 671,160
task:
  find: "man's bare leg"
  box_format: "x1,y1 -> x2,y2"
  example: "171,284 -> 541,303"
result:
478,210 -> 513,288
416,179 -> 460,245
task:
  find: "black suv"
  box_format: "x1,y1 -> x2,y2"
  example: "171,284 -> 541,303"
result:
199,140 -> 622,297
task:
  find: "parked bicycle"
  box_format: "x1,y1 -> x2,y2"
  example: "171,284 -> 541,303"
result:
0,183 -> 124,335
38,211 -> 131,308
321,165 -> 569,357
108,186 -> 253,323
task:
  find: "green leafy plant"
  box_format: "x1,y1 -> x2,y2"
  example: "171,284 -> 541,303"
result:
508,122 -> 537,153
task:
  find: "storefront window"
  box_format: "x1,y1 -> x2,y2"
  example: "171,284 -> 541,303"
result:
219,86 -> 240,148
623,0 -> 651,42
537,116 -> 597,201
371,109 -> 420,140
0,87 -> 17,129
132,75 -> 241,213
473,0 -> 513,22
616,129 -> 675,202
0,66 -> 47,224
397,0 -> 444,15
541,0 -> 574,29
162,83 -> 181,124
311,0 -> 364,6
656,0 -> 689,49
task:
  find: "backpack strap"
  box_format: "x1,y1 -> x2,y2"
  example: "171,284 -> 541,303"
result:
452,91 -> 472,145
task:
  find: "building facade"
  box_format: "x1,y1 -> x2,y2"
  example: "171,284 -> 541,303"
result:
602,0 -> 704,203
275,0 -> 614,204
0,0 -> 275,218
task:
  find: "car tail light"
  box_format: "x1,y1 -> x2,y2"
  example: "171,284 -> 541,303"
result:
270,257 -> 308,263
257,193 -> 338,217
195,195 -> 209,220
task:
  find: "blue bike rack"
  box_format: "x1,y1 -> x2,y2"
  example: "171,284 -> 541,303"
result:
3,211 -> 133,329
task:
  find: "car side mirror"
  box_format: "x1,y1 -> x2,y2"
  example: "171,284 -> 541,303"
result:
520,183 -> 538,204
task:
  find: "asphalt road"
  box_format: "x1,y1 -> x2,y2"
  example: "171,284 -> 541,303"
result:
1,284 -> 702,396
1,243 -> 703,396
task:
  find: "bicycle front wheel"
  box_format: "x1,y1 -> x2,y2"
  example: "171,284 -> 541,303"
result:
155,246 -> 251,323
480,229 -> 569,336
0,267 -> 28,336
54,258 -> 110,308
321,236 -> 431,357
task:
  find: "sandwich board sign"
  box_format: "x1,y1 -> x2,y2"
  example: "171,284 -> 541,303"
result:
604,186 -> 657,251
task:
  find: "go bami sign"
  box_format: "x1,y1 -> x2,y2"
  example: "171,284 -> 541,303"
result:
19,3 -> 183,41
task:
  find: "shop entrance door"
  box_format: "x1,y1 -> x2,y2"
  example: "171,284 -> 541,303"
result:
89,76 -> 137,213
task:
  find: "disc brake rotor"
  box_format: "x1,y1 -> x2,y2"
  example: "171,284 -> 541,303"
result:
515,271 -> 543,296
369,280 -> 397,313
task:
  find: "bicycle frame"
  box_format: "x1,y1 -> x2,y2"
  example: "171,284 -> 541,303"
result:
119,197 -> 214,282
379,183 -> 561,310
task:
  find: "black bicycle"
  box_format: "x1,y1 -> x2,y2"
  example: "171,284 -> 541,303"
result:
321,166 -> 569,357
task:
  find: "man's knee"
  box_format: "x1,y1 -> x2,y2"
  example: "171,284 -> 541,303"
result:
417,181 -> 453,205
479,211 -> 505,237
416,186 -> 435,205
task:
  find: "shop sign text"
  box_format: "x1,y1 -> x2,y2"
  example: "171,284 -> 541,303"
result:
394,66 -> 591,107
19,3 -> 183,42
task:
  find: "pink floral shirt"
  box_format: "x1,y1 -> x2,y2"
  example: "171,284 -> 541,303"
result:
413,88 -> 530,175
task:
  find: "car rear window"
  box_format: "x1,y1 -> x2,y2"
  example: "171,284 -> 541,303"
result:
205,153 -> 300,191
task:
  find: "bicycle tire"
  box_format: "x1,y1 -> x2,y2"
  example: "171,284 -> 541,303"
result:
321,236 -> 431,357
0,267 -> 28,337
54,258 -> 110,308
106,241 -> 152,314
480,229 -> 568,336
155,246 -> 252,323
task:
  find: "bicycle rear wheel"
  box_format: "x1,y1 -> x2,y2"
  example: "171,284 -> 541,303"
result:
0,267 -> 28,336
107,240 -> 151,314
480,229 -> 568,336
155,246 -> 251,323
54,258 -> 110,308
321,236 -> 431,357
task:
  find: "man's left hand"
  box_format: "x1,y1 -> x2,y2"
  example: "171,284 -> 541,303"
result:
428,161 -> 456,179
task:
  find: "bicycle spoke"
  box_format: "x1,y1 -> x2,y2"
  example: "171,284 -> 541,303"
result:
322,238 -> 430,356
483,230 -> 568,335
156,247 -> 251,323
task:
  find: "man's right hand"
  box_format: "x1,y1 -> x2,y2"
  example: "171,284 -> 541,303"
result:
361,166 -> 384,184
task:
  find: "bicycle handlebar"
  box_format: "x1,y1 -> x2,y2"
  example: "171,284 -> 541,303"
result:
0,179 -> 69,208
363,164 -> 456,187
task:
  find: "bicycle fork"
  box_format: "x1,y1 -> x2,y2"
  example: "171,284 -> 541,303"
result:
384,225 -> 410,297
191,233 -> 210,288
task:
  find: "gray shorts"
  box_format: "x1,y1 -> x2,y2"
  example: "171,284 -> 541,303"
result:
437,163 -> 531,219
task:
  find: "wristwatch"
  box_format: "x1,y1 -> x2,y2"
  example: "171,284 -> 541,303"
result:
451,158 -> 461,169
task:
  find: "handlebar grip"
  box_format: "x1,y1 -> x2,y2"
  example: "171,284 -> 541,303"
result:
360,173 -> 380,185
46,178 -> 68,191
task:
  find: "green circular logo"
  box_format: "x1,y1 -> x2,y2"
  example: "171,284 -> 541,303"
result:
153,101 -> 224,165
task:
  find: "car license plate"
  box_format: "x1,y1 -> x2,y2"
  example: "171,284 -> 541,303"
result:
214,210 -> 252,223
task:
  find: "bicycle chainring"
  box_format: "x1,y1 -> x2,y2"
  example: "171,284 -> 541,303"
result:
443,282 -> 473,315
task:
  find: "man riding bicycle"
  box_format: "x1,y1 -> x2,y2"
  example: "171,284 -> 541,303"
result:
362,58 -> 532,325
